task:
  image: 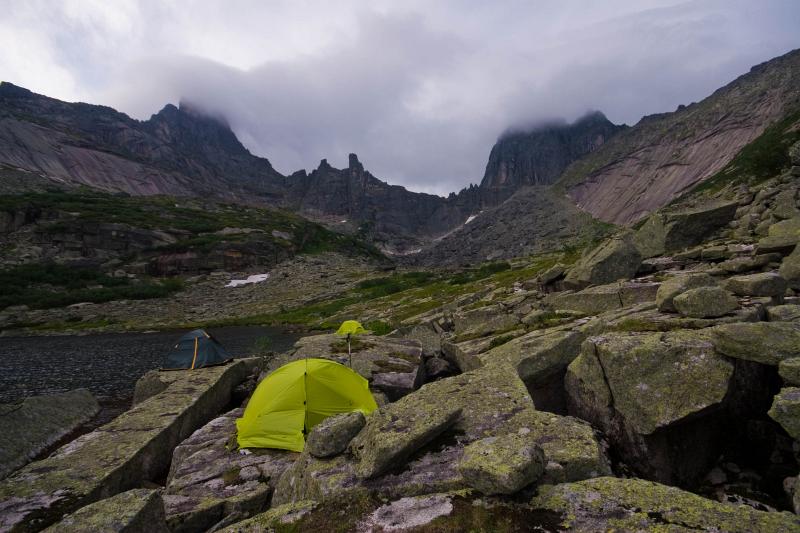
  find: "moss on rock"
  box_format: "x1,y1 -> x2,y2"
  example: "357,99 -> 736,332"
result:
712,322 -> 800,365
458,434 -> 545,495
768,387 -> 800,440
531,476 -> 800,532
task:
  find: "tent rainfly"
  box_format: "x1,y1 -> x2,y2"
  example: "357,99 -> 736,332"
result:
236,358 -> 377,452
163,329 -> 231,370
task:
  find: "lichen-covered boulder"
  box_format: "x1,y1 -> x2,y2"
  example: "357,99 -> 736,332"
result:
538,263 -> 565,284
43,489 -> 168,533
452,304 -> 520,338
546,281 -> 658,315
655,273 -> 717,313
458,434 -> 545,495
779,359 -> 800,386
563,234 -> 642,288
634,201 -> 738,258
673,286 -> 738,318
725,271 -> 787,298
712,322 -> 800,365
565,331 -> 735,484
273,365 -> 609,506
759,217 -> 800,254
307,412 -> 366,458
0,361 -> 250,532
531,477 -> 800,532
351,403 -> 461,479
767,304 -> 800,322
768,387 -> 800,440
132,371 -> 170,405
781,245 -> 800,290
0,388 -> 99,480
791,140 -> 800,166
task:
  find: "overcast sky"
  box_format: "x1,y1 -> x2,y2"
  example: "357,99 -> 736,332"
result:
1,0 -> 799,195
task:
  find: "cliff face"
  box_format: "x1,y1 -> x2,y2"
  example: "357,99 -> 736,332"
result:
479,112 -> 625,207
558,48 -> 800,225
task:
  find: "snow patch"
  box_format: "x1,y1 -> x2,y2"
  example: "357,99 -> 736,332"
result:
464,211 -> 483,225
225,273 -> 270,288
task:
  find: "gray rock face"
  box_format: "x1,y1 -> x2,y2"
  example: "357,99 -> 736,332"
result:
725,271 -> 787,297
673,286 -> 739,318
0,388 -> 99,480
546,281 -> 658,315
790,140 -> 800,166
307,411 -> 366,458
458,434 -> 545,495
479,111 -> 624,207
655,273 -> 718,313
164,407 -> 296,533
564,234 -> 642,288
132,370 -> 169,405
767,304 -> 800,322
43,489 -> 168,533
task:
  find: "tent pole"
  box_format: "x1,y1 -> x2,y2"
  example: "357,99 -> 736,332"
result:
348,334 -> 352,368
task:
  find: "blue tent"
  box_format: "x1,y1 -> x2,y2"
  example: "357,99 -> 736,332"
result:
163,329 -> 231,369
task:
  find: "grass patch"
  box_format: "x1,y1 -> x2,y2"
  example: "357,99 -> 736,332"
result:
0,263 -> 183,310
448,262 -> 511,285
488,334 -> 514,349
365,320 -> 393,335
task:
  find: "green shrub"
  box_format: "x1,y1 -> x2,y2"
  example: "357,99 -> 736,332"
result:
365,320 -> 393,335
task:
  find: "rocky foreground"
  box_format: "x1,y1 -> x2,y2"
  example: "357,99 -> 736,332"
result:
2,146 -> 800,531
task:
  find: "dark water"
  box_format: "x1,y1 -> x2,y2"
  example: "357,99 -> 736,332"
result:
0,326 -> 303,406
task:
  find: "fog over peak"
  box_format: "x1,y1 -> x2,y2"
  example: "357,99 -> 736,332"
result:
1,0 -> 799,195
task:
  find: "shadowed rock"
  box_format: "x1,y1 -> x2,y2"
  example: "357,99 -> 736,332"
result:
307,412 -> 366,459
564,234 -> 642,289
0,389 -> 99,480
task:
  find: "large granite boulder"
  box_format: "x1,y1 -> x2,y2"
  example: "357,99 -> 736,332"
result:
164,408 -> 296,532
531,477 -> 800,532
655,272 -> 718,312
768,387 -> 800,441
457,434 -> 545,495
781,245 -> 800,290
779,358 -> 800,386
758,217 -> 800,254
273,364 -> 610,506
566,331 -> 737,484
767,304 -> 800,322
0,361 -> 250,532
276,334 -> 423,400
634,201 -> 739,258
673,286 -> 739,318
0,389 -> 99,480
351,403 -> 461,479
563,234 -> 642,288
307,411 -> 366,459
545,281 -> 658,315
452,304 -> 520,339
43,489 -> 168,533
712,322 -> 800,365
725,271 -> 787,298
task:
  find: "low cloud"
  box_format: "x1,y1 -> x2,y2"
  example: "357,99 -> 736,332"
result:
2,0 -> 799,195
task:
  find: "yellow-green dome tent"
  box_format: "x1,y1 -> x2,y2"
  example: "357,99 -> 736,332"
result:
236,358 -> 377,452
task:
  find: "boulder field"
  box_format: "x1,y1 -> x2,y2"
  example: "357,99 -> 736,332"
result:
4,150 -> 800,530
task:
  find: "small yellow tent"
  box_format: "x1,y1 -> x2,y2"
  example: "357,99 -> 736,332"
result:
336,320 -> 366,336
236,358 -> 377,452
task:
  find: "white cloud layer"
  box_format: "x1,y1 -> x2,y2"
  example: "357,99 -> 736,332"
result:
1,0 -> 798,195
